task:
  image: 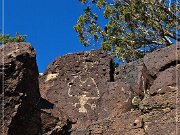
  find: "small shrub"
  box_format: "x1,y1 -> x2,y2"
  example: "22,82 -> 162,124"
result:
0,32 -> 27,44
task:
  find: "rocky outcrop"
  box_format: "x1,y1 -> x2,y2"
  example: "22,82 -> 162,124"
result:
39,50 -> 135,131
39,43 -> 180,134
1,42 -> 180,135
139,44 -> 180,135
114,59 -> 152,97
0,43 -> 69,135
0,42 -> 41,135
87,110 -> 144,135
143,45 -> 180,77
84,44 -> 180,135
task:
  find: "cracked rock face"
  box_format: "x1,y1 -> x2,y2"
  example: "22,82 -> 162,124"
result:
39,50 -> 135,132
0,42 -> 41,135
39,43 -> 180,135
0,43 -> 69,135
139,65 -> 180,135
140,43 -> 180,135
114,59 -> 152,97
1,42 -> 180,135
143,44 -> 180,77
87,110 -> 145,135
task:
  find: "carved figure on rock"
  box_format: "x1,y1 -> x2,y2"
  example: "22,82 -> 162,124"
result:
68,75 -> 100,113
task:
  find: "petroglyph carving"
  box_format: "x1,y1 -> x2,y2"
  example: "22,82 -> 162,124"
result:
45,73 -> 58,82
120,86 -> 132,103
168,86 -> 178,90
68,75 -> 100,113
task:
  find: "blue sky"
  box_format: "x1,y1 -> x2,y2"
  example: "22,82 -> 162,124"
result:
3,0 -> 101,72
2,0 -> 177,72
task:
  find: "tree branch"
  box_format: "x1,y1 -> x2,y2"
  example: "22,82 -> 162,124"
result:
165,31 -> 180,41
157,2 -> 180,23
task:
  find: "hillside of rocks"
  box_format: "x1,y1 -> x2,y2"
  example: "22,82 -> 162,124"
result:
0,42 -> 180,135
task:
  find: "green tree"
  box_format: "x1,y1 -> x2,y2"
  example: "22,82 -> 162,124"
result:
0,32 -> 27,44
74,0 -> 180,62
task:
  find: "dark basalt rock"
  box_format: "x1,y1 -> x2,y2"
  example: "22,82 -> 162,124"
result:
143,43 -> 180,77
0,43 -> 69,135
114,59 -> 153,97
86,110 -> 145,135
39,50 -> 135,131
139,64 -> 180,135
1,42 -> 180,135
0,42 -> 41,135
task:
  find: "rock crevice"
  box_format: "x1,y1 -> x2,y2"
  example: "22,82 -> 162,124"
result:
1,42 -> 180,135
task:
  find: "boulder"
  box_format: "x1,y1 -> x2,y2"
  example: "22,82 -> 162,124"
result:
0,42 -> 41,135
143,43 -> 180,77
150,64 -> 180,95
0,42 -> 69,135
39,50 -> 135,132
87,110 -> 145,135
1,42 -> 180,135
139,64 -> 180,135
114,59 -> 152,97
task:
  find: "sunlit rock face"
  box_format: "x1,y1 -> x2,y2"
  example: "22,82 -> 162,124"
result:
139,43 -> 180,135
0,43 -> 69,135
39,50 -> 135,130
39,43 -> 180,135
1,42 -> 180,135
0,42 -> 41,135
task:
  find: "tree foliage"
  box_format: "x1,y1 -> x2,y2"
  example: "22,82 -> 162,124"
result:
0,32 -> 27,44
74,0 -> 180,62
